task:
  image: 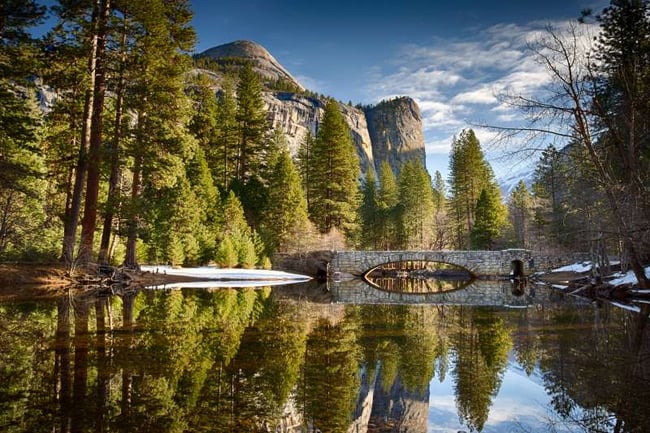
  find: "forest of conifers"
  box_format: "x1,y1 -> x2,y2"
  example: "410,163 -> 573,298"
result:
1,1 -> 649,288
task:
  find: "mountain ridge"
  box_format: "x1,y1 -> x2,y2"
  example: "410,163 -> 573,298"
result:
196,40 -> 427,177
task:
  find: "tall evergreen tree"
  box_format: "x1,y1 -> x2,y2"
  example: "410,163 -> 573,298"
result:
214,75 -> 238,189
591,0 -> 650,185
0,0 -> 49,259
447,129 -> 492,249
77,0 -> 111,264
260,149 -> 311,254
397,160 -> 435,249
508,180 -> 533,248
308,99 -> 360,238
432,169 -> 449,249
532,144 -> 570,245
471,184 -> 506,250
48,0 -> 101,264
123,0 -> 196,267
234,62 -> 268,183
359,170 -> 381,249
377,160 -> 399,249
296,130 -> 315,207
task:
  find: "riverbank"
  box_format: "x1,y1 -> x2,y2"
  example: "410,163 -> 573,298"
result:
0,263 -> 312,300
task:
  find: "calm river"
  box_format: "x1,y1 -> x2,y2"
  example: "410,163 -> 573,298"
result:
1,278 -> 649,432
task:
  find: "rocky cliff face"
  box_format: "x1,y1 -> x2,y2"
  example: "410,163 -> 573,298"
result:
265,92 -> 376,177
197,40 -> 425,177
366,97 -> 426,174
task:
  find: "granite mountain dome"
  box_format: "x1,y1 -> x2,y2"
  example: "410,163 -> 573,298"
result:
198,40 -> 303,91
195,40 -> 426,177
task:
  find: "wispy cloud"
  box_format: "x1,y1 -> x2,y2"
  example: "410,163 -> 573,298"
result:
364,19 -> 598,167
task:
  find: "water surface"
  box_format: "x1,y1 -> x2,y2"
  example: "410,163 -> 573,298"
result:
1,280 -> 649,432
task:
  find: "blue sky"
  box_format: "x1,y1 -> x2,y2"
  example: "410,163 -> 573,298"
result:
191,0 -> 607,179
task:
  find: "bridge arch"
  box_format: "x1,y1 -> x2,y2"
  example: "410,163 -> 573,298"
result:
331,250 -> 534,280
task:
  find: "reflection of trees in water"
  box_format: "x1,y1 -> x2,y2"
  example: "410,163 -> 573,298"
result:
535,304 -> 650,432
3,290 -> 650,432
366,261 -> 473,293
452,308 -> 512,432
367,276 -> 467,293
302,312 -> 361,433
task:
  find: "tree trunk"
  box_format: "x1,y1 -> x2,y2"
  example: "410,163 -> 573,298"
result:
61,2 -> 100,265
98,14 -> 127,264
78,0 -> 111,264
125,108 -> 144,269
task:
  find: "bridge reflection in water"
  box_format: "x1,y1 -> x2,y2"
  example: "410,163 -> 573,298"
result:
364,261 -> 474,293
329,277 -> 566,307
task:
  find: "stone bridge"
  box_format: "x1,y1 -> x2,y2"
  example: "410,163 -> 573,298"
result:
329,249 -> 590,280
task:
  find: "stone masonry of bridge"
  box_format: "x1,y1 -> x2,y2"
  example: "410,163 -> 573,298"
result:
329,249 -> 591,280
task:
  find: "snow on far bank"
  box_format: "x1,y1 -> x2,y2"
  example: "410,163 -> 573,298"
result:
549,260 -> 650,288
551,262 -> 592,273
140,265 -> 311,281
609,266 -> 650,287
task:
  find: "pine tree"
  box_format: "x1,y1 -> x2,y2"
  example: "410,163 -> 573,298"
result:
431,170 -> 449,249
296,130 -> 315,207
261,149 -> 310,254
592,0 -> 650,185
123,0 -> 196,267
532,144 -> 570,244
0,0 -> 48,259
308,99 -> 360,239
447,129 -> 493,249
377,160 -> 399,249
77,0 -> 112,264
218,190 -> 259,267
471,183 -> 507,250
397,160 -> 435,249
234,62 -> 268,183
214,75 -> 238,189
359,170 -> 381,249
508,180 -> 532,248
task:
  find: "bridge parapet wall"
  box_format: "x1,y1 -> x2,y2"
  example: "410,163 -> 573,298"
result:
330,249 -> 591,279
331,249 -> 534,279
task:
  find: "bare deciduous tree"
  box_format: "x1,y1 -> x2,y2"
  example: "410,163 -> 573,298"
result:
492,22 -> 649,288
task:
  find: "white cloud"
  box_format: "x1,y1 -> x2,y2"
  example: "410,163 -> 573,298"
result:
363,19 -> 599,177
451,87 -> 498,105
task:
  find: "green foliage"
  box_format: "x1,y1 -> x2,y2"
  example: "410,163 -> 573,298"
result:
214,236 -> 238,268
397,159 -> 435,249
507,180 -> 533,248
296,130 -> 315,206
237,235 -> 257,269
359,169 -> 381,249
234,62 -> 268,183
303,315 -> 361,433
308,99 -> 360,239
260,148 -> 311,254
447,129 -> 501,249
377,160 -> 400,249
216,191 -> 260,267
471,186 -> 507,250
0,86 -> 51,259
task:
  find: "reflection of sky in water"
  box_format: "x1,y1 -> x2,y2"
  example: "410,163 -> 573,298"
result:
427,354 -> 577,433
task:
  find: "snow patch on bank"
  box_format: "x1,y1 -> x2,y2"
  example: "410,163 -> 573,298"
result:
141,265 -> 312,289
551,262 -> 592,273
